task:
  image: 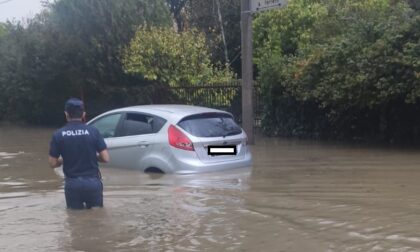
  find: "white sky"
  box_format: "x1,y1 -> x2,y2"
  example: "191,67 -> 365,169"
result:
0,0 -> 46,22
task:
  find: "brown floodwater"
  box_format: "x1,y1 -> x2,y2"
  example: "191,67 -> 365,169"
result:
2,126 -> 420,251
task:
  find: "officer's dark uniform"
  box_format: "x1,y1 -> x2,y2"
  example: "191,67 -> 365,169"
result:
49,109 -> 107,209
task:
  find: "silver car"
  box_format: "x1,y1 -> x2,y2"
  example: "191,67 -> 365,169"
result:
87,105 -> 252,174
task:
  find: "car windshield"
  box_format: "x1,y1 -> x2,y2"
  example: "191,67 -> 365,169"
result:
178,113 -> 242,137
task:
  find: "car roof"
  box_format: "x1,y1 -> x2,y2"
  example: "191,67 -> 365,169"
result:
97,104 -> 232,122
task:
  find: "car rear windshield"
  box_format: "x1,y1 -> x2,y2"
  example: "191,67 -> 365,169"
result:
178,113 -> 242,137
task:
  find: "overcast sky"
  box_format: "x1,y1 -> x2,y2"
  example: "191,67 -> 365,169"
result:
0,0 -> 46,22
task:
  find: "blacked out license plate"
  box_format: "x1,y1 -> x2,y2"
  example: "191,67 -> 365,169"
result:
207,145 -> 237,156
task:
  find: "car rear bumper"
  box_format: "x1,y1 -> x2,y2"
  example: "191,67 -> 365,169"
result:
169,150 -> 253,174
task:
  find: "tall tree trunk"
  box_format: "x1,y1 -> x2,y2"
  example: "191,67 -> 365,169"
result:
215,0 -> 229,65
167,0 -> 187,32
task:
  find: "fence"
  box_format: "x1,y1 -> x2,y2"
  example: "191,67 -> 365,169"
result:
169,80 -> 262,126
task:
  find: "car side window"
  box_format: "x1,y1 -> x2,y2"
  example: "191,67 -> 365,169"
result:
121,113 -> 166,137
90,113 -> 122,138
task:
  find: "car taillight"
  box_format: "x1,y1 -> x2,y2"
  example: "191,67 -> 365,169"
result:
168,125 -> 194,151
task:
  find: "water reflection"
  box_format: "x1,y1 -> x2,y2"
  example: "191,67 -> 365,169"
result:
100,167 -> 251,251
54,167 -> 251,252
64,208 -> 116,252
5,126 -> 420,251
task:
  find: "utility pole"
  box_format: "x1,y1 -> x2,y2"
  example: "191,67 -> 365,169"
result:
241,0 -> 288,144
241,0 -> 254,144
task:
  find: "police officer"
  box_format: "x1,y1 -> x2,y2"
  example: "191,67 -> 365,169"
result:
48,98 -> 109,209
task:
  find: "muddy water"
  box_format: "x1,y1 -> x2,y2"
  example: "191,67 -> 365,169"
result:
2,126 -> 420,251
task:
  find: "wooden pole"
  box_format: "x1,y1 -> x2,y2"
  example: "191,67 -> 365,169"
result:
241,0 -> 254,144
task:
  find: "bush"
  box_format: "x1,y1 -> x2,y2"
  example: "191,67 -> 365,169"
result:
255,0 -> 420,143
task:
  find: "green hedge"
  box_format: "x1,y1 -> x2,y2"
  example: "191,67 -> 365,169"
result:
255,0 -> 420,143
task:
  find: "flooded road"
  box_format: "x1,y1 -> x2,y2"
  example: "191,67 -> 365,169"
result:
2,126 -> 420,251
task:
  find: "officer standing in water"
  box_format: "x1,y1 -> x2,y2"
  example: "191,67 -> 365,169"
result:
48,98 -> 110,209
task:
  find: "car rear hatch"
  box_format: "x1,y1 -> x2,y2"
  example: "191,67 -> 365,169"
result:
177,112 -> 247,164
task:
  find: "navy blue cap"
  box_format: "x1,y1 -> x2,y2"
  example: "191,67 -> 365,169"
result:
64,98 -> 84,112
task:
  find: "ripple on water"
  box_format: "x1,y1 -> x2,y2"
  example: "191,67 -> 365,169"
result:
0,181 -> 26,186
0,151 -> 24,159
6,129 -> 420,251
386,234 -> 420,243
0,192 -> 30,199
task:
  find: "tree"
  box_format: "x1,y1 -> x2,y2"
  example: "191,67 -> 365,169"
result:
0,0 -> 172,124
254,0 -> 420,143
406,0 -> 420,10
45,0 -> 171,99
0,22 -> 11,120
166,0 -> 242,73
123,25 -> 235,105
123,25 -> 233,85
187,0 -> 241,72
166,0 -> 188,31
0,23 -> 6,38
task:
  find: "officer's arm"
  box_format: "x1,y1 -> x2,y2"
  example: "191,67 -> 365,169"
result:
97,149 -> 110,163
48,156 -> 63,168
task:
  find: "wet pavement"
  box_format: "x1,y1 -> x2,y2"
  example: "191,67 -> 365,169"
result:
2,125 -> 420,251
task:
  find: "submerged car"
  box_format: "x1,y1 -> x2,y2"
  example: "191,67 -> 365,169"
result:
87,105 -> 252,174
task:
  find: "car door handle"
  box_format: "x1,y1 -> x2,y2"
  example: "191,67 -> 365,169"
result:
137,141 -> 150,148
